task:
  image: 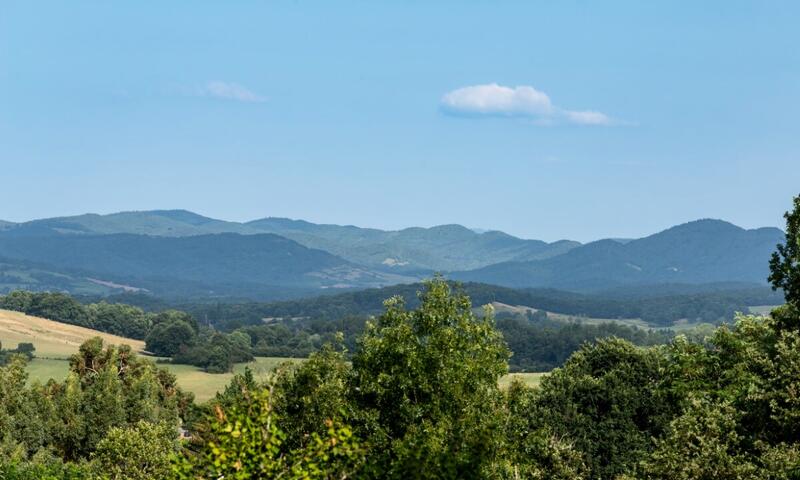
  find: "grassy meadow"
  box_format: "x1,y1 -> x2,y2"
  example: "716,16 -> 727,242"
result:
0,308 -> 145,357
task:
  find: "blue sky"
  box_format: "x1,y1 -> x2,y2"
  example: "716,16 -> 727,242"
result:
1,1 -> 798,242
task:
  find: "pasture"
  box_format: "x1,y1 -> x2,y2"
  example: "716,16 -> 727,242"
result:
0,308 -> 145,358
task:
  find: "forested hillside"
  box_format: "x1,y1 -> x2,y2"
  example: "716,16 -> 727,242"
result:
0,232 -> 414,294
0,211 -> 784,299
455,219 -> 782,289
174,281 -> 782,329
0,210 -> 577,272
246,217 -> 580,271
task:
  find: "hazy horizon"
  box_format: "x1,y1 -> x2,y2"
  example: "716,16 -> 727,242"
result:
0,207 -> 785,244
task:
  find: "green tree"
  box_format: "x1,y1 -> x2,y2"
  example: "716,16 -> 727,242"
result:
173,387 -> 364,480
532,337 -> 675,479
149,310 -> 199,332
492,380 -> 587,479
91,420 -> 178,480
87,302 -> 152,340
350,278 -> 510,479
770,194 -> 800,306
144,320 -> 196,357
635,398 -> 759,480
273,342 -> 352,450
54,338 -> 185,459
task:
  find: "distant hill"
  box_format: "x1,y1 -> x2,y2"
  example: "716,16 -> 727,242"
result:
0,256 -> 125,296
0,233 -> 416,298
4,210 -> 259,237
246,218 -> 580,271
0,212 -> 785,298
1,211 -> 580,272
453,220 -> 783,290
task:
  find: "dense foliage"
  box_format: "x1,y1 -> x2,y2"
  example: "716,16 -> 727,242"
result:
180,277 -> 800,478
0,341 -> 35,365
770,194 -> 800,305
182,281 -> 780,330
0,338 -> 191,478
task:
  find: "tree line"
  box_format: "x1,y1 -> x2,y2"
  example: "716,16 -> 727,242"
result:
0,293 -> 252,373
175,281 -> 780,331
0,341 -> 35,365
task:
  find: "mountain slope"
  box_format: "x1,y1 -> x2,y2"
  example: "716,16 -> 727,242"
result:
0,256 -> 125,296
453,220 -> 783,290
0,212 -> 784,296
0,233 -> 414,295
3,211 -> 579,272
6,210 -> 259,237
246,218 -> 579,271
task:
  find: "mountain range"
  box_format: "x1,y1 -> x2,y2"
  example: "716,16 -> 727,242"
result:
452,219 -> 782,290
0,210 -> 784,299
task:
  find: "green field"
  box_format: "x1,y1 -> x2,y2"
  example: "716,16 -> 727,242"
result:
159,357 -> 302,402
499,372 -> 546,389
489,301 -> 720,333
24,357 -> 72,383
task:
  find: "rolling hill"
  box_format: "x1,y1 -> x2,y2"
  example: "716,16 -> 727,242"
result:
1,210 -> 258,237
0,210 -> 580,272
0,308 -> 144,357
245,218 -> 579,271
453,220 -> 783,290
0,233 -> 416,297
0,212 -> 786,299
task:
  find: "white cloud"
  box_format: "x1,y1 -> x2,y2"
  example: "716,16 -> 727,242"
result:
440,83 -> 615,126
200,81 -> 266,103
563,109 -> 613,126
441,84 -> 553,116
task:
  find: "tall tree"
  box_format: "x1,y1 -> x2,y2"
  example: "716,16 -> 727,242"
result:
351,277 -> 510,479
769,194 -> 800,305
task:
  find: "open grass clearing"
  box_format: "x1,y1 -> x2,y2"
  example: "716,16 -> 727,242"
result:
499,372 -> 546,389
159,357 -> 303,402
0,308 -> 144,358
489,302 -> 717,332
